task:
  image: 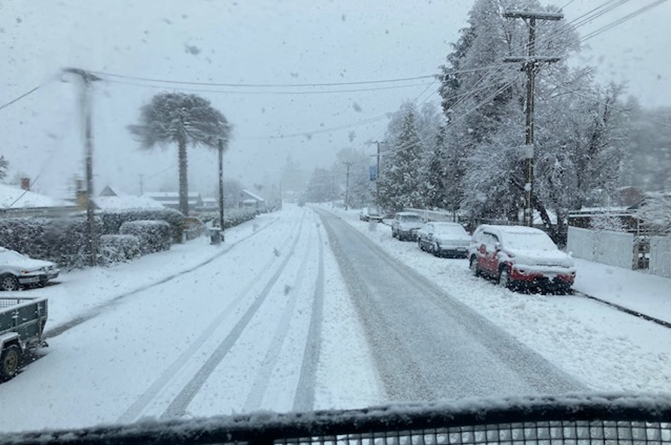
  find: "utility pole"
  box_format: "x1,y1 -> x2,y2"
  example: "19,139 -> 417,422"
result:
369,140 -> 386,208
218,138 -> 225,241
343,162 -> 353,211
64,67 -> 102,266
503,10 -> 562,227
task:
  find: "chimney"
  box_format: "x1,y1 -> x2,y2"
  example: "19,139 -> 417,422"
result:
20,177 -> 30,191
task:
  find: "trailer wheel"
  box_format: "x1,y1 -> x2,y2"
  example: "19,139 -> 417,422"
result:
0,345 -> 21,382
0,274 -> 20,292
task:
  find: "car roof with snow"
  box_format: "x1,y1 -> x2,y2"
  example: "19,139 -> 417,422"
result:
478,225 -> 546,235
396,212 -> 421,217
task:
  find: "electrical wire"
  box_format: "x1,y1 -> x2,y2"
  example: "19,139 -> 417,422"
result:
103,78 -> 436,95
90,64 -> 506,90
0,84 -> 43,112
580,0 -> 669,42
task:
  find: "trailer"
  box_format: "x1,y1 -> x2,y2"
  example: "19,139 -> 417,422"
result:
0,296 -> 48,381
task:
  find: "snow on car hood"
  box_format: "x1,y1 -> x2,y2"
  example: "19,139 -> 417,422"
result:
504,247 -> 574,268
434,234 -> 470,246
0,251 -> 56,270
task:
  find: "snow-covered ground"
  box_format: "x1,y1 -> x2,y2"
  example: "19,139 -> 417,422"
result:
328,206 -> 671,394
0,207 -> 381,433
2,205 -> 670,436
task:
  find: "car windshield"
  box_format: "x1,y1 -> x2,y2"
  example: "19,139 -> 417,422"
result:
434,224 -> 469,237
1,0 -> 670,440
502,232 -> 559,251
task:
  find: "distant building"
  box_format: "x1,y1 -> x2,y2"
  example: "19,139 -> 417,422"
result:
99,185 -> 119,197
239,190 -> 267,213
0,183 -> 74,217
93,195 -> 165,211
200,197 -> 218,209
143,192 -> 203,212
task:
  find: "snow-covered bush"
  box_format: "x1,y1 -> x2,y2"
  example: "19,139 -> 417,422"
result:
198,208 -> 256,229
99,208 -> 183,243
119,220 -> 171,254
99,234 -> 142,266
0,216 -> 103,269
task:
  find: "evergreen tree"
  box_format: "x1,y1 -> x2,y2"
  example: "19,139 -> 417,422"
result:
128,92 -> 231,215
378,110 -> 424,211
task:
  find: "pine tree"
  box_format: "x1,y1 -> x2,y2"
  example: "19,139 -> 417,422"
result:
378,110 -> 424,211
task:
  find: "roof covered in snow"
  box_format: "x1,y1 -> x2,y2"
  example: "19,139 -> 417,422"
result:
93,195 -> 165,210
0,184 -> 68,209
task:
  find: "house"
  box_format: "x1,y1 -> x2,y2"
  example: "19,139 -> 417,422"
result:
143,192 -> 203,212
93,195 -> 165,211
239,190 -> 267,213
200,197 -> 218,209
0,183 -> 75,217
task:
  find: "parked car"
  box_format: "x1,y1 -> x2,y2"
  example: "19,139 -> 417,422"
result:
0,248 -> 60,292
417,222 -> 471,258
0,296 -> 48,381
359,206 -> 383,222
391,212 -> 424,241
468,225 -> 576,292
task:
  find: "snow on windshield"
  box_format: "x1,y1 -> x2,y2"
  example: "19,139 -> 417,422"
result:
502,232 -> 558,251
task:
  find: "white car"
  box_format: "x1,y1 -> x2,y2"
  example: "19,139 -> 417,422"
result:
0,247 -> 60,291
468,225 -> 576,292
391,212 -> 424,241
416,222 -> 471,258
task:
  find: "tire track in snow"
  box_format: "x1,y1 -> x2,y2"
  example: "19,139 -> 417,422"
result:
159,213 -> 306,419
317,211 -> 436,402
116,219 -> 298,424
45,216 -> 281,340
242,217 -> 316,411
292,214 -> 325,412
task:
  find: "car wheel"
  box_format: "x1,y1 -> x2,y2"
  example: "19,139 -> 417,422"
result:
0,274 -> 20,292
499,266 -> 512,289
0,345 -> 21,382
469,256 -> 480,277
418,239 -> 424,251
432,243 -> 440,257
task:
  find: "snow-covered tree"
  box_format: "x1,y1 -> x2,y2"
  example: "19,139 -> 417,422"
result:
378,109 -> 424,211
0,156 -> 8,181
304,168 -> 335,203
420,128 -> 448,210
635,194 -> 671,235
128,92 -> 232,215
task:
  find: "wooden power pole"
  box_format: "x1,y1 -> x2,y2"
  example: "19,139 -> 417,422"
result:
503,10 -> 563,227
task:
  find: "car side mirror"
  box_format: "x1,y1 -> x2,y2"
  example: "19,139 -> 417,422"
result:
494,242 -> 501,251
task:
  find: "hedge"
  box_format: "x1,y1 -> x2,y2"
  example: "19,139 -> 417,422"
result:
99,208 -> 184,243
198,208 -> 257,229
0,216 -> 103,269
119,220 -> 171,254
99,234 -> 141,266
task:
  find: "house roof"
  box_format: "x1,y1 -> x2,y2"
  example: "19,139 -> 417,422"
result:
241,189 -> 265,202
0,184 -> 68,209
143,192 -> 202,205
94,196 -> 165,210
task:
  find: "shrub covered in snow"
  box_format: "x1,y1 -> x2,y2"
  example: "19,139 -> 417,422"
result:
99,234 -> 142,266
119,220 -> 171,254
199,208 -> 256,229
0,216 -> 103,269
99,208 -> 183,243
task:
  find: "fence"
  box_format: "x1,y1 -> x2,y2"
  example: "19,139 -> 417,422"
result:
650,236 -> 671,278
405,208 -> 461,223
2,394 -> 669,445
567,226 -> 634,269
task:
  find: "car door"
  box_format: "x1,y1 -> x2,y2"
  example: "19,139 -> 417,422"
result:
480,232 -> 500,274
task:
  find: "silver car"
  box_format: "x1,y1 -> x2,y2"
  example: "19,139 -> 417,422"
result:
0,247 -> 60,291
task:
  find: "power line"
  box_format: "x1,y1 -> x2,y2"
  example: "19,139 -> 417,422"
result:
103,78 -> 435,95
580,0 -> 669,42
0,84 -> 43,112
90,64 -> 507,90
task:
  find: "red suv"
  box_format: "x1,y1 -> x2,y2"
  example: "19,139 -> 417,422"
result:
468,225 -> 576,292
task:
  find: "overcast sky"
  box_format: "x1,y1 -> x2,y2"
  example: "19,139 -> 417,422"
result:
1,0 -> 670,199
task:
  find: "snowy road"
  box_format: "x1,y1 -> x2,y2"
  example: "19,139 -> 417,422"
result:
317,209 -> 582,401
0,207 -> 379,432
6,205 -> 664,435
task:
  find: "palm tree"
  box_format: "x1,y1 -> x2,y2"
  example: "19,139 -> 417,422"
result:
128,92 -> 231,215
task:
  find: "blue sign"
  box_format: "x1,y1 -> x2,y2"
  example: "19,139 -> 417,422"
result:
369,165 -> 378,181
